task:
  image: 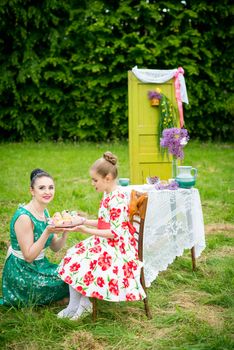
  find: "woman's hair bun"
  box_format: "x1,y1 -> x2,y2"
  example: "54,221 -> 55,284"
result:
103,151 -> 117,166
30,168 -> 45,182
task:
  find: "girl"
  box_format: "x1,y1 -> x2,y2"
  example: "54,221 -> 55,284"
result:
57,152 -> 146,320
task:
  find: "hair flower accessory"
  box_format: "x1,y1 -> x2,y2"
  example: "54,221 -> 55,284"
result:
160,127 -> 189,159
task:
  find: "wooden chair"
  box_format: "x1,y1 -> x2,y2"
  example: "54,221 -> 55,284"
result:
92,190 -> 152,321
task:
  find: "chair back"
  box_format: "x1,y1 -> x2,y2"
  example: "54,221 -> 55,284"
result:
129,190 -> 148,262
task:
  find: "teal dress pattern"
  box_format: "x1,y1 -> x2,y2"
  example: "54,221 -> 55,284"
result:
1,206 -> 69,307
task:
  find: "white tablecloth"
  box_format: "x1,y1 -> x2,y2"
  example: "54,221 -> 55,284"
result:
121,185 -> 206,287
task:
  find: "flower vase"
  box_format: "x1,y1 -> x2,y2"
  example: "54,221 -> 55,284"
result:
151,98 -> 159,106
172,157 -> 178,179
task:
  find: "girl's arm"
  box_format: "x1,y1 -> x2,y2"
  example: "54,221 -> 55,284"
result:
81,218 -> 98,227
65,225 -> 114,238
15,215 -> 57,263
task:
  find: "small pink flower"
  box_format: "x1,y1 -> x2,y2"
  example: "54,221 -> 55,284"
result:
110,208 -> 121,220
126,293 -> 137,301
64,276 -> 73,284
108,279 -> 119,296
122,278 -> 129,288
83,271 -> 94,286
89,260 -> 98,270
75,246 -> 86,254
91,291 -> 104,300
76,286 -> 86,295
63,257 -> 71,266
113,266 -> 118,275
69,262 -> 81,272
97,276 -> 105,287
98,251 -> 112,271
89,245 -> 102,253
107,237 -> 119,247
75,242 -> 84,249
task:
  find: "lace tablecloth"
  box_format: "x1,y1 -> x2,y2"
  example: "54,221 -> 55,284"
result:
122,185 -> 206,287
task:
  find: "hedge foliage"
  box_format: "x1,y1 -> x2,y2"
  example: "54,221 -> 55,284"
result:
0,0 -> 233,141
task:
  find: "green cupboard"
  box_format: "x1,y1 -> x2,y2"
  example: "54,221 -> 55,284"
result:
128,68 -> 188,184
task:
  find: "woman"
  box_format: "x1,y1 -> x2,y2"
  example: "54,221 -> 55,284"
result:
57,152 -> 146,320
1,168 -> 69,307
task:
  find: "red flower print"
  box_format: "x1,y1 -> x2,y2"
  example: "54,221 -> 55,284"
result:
108,279 -> 119,296
75,242 -> 84,249
89,245 -> 102,253
121,221 -> 136,235
123,262 -> 134,278
97,276 -> 105,287
91,291 -> 104,300
64,276 -> 73,284
94,236 -> 101,245
76,246 -> 86,254
83,271 -> 94,286
128,222 -> 136,235
76,285 -> 86,295
120,242 -> 126,254
126,293 -> 137,301
63,257 -> 71,266
111,230 -> 118,239
98,251 -> 112,271
59,268 -> 65,275
107,237 -> 119,247
129,236 -> 137,247
110,207 -> 121,220
122,278 -> 129,288
89,260 -> 97,270
128,260 -> 138,270
113,266 -> 118,274
118,193 -> 125,199
102,197 -> 110,208
69,262 -> 81,272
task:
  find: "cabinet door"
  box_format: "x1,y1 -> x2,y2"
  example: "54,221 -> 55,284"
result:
128,71 -> 179,184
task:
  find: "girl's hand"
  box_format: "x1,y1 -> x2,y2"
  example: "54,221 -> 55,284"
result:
62,225 -> 86,233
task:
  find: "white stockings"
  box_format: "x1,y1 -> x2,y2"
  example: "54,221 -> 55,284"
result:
57,286 -> 92,319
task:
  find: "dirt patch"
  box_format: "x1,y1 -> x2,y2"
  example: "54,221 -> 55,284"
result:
205,223 -> 234,235
63,330 -> 105,350
169,290 -> 225,329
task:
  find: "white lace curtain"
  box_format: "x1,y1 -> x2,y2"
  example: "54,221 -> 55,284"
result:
132,65 -> 189,104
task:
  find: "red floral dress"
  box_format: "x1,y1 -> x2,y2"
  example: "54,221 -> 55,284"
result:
58,189 -> 146,302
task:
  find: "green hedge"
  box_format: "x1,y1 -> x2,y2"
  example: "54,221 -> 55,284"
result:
0,0 -> 233,141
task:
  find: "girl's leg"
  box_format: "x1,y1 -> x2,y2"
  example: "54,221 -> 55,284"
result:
57,286 -> 81,318
70,295 -> 92,320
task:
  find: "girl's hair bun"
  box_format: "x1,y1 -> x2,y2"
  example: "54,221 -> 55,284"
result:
103,151 -> 117,166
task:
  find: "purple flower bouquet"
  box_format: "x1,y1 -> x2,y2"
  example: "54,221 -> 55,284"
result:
160,128 -> 189,159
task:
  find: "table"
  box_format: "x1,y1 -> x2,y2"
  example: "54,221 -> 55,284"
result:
122,185 -> 206,288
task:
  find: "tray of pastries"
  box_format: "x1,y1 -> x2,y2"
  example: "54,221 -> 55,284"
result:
47,210 -> 83,228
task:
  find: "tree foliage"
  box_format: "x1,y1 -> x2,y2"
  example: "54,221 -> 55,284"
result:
0,0 -> 233,141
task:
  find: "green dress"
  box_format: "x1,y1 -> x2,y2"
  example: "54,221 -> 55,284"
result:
1,206 -> 69,307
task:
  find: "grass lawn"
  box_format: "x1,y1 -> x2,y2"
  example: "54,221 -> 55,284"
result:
0,141 -> 233,350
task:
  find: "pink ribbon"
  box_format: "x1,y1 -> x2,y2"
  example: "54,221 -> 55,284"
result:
174,67 -> 184,128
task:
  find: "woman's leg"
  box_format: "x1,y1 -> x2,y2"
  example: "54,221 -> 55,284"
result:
57,286 -> 81,318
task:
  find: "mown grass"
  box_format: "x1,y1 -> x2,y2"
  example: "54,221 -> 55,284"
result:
0,141 -> 233,350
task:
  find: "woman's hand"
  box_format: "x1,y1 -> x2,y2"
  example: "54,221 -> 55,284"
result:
45,225 -> 65,235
